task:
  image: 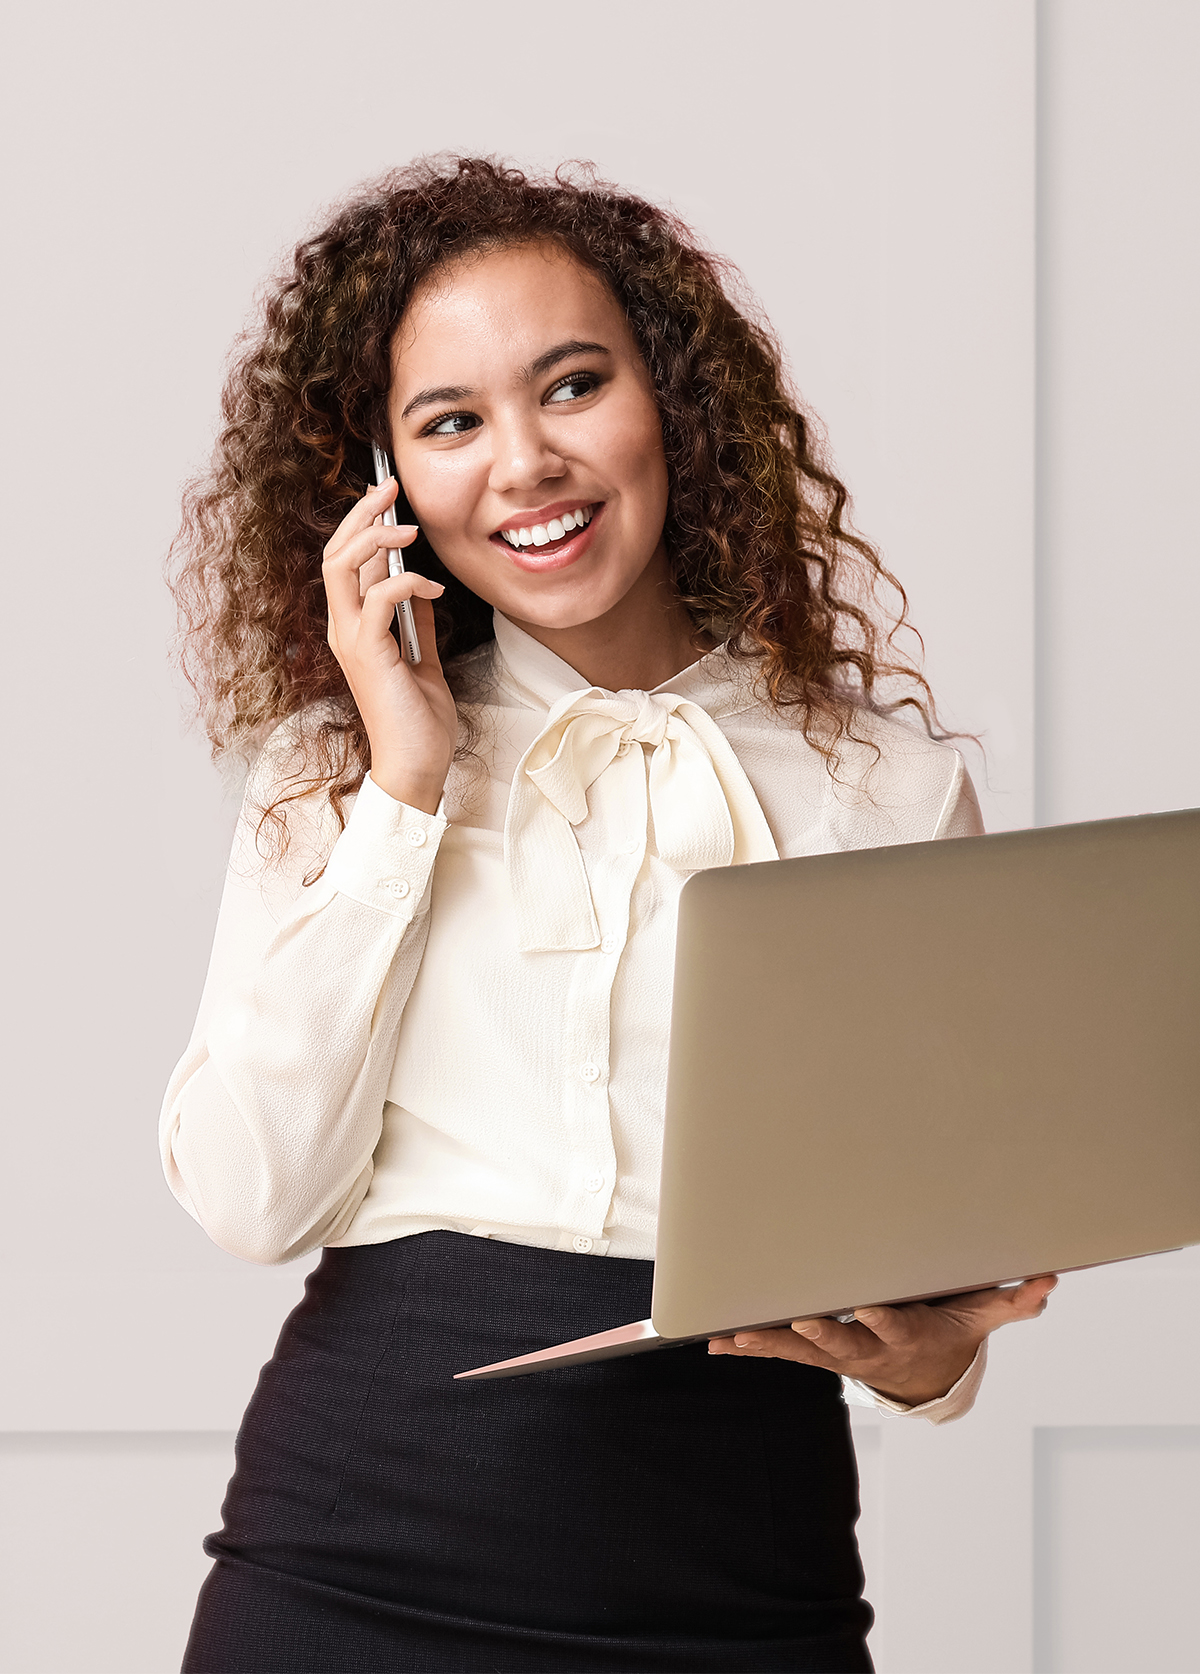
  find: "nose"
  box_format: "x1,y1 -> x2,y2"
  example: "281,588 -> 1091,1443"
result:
487,406 -> 567,496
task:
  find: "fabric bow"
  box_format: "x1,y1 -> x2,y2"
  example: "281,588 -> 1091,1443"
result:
504,686 -> 779,952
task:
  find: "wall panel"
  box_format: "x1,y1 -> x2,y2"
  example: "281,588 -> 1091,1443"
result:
1037,0 -> 1200,825
1033,1427 -> 1200,1674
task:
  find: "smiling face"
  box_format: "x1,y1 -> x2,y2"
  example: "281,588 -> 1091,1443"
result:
387,242 -> 676,656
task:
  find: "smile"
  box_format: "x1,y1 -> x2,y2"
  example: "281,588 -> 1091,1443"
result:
496,504 -> 594,550
490,502 -> 602,572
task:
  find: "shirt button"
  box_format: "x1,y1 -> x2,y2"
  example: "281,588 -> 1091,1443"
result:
573,1235 -> 594,1254
384,878 -> 411,899
405,828 -> 428,847
600,934 -> 618,954
584,1171 -> 604,1193
620,839 -> 640,855
579,1063 -> 601,1084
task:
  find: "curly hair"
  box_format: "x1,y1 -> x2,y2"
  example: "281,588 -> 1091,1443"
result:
169,154 -> 942,849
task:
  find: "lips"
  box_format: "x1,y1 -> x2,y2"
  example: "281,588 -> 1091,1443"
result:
489,501 -> 603,570
495,502 -> 595,552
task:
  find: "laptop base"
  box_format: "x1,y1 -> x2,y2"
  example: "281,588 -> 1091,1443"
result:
454,1318 -> 684,1381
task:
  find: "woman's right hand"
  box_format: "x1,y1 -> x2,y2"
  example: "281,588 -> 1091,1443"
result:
322,479 -> 459,814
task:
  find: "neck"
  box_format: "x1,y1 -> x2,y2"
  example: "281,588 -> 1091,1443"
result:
504,546 -> 717,691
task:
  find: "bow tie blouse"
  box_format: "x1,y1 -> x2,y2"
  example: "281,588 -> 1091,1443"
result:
160,611 -> 986,1420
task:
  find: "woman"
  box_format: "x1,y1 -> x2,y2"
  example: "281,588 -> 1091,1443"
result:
162,156 -> 1053,1673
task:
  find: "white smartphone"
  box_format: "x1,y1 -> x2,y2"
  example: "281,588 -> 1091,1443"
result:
370,441 -> 423,666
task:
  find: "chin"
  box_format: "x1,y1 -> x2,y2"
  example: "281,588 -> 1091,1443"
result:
499,587 -> 639,633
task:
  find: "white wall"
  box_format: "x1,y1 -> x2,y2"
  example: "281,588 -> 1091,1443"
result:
1026,8 -> 1200,1670
1038,0 -> 1200,827
0,3 -> 1196,1671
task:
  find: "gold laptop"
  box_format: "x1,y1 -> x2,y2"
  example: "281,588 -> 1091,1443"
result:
456,807 -> 1200,1381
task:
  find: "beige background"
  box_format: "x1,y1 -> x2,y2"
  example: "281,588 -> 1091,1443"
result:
1,1 -> 1197,1669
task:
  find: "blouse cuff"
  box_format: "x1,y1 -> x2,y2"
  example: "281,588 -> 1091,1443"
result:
321,771 -> 448,919
842,1337 -> 988,1426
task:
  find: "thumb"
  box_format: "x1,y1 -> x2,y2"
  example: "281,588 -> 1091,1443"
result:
945,1275 -> 1058,1333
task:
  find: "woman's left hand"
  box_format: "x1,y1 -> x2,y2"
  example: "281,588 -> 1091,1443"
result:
707,1275 -> 1057,1406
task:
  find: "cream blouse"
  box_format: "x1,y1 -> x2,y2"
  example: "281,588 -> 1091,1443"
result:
161,611 -> 989,1421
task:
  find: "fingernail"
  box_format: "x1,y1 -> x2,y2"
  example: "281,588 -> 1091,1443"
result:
733,1335 -> 750,1348
792,1322 -> 820,1338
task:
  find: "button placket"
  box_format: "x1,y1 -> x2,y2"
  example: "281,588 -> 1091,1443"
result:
558,949 -> 616,1240
557,774 -> 647,1247
558,944 -> 614,1238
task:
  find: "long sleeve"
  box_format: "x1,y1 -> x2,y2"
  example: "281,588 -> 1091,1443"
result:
843,1340 -> 988,1425
159,729 -> 447,1265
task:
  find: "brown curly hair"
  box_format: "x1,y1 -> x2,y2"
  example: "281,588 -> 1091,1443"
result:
169,154 -> 941,847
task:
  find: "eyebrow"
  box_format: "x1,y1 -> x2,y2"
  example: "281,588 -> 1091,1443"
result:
400,383 -> 472,421
524,339 -> 611,380
399,340 -> 612,422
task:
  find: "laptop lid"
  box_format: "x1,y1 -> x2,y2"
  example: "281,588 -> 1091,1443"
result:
650,807 -> 1200,1341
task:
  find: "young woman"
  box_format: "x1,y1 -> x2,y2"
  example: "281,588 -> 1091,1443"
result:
162,156 -> 1054,1673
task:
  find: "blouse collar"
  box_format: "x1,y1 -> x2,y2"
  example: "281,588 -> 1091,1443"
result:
489,609 -> 760,720
486,609 -> 779,952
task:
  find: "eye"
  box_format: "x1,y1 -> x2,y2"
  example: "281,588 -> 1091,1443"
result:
423,410 -> 481,438
545,372 -> 601,405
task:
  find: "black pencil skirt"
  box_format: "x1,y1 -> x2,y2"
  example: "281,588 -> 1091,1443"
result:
183,1231 -> 873,1673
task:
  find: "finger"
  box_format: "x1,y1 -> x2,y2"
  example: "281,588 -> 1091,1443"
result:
710,1328 -> 816,1364
1004,1275 -> 1058,1316
709,1325 -> 857,1374
358,573 -> 445,642
846,1304 -> 922,1349
358,546 -> 391,599
404,589 -> 446,674
328,520 -> 420,569
325,521 -> 420,586
323,526 -> 421,622
791,1314 -> 877,1357
366,583 -> 446,675
935,1275 -> 1059,1334
325,478 -> 401,554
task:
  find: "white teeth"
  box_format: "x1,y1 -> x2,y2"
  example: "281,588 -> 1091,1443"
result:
498,506 -> 593,545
